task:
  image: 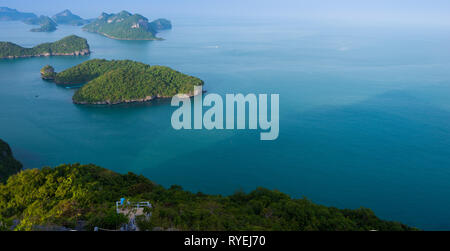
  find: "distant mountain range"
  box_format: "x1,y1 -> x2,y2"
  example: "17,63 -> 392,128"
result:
52,9 -> 89,26
0,7 -> 172,40
0,7 -> 89,32
83,11 -> 172,40
0,7 -> 36,21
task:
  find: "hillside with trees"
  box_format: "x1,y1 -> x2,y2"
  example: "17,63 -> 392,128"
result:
0,139 -> 22,183
83,11 -> 171,40
0,35 -> 90,58
47,59 -> 204,105
0,162 -> 415,231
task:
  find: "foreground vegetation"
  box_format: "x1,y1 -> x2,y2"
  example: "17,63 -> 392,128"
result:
49,59 -> 204,104
0,155 -> 414,231
0,35 -> 90,58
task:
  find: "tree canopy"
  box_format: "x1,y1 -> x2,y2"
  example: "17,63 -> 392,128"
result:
0,163 -> 415,231
51,59 -> 204,104
83,11 -> 171,40
0,35 -> 89,58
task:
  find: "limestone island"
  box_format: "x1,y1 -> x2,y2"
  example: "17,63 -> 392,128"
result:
40,65 -> 56,80
24,15 -> 57,32
82,11 -> 172,40
0,35 -> 90,59
43,59 -> 204,105
52,9 -> 89,26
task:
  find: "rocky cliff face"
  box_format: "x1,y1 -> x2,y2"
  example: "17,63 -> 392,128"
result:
0,139 -> 22,183
40,65 -> 56,80
72,90 -> 204,105
1,49 -> 90,59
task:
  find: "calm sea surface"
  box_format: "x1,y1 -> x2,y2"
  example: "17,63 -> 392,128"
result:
1,18 -> 450,230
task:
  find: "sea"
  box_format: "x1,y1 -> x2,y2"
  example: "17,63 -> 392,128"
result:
1,18 -> 450,230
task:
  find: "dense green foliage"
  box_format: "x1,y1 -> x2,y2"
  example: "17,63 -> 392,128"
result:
0,42 -> 26,57
0,35 -> 89,58
40,35 -> 89,53
0,7 -> 36,21
73,65 -> 203,104
0,163 -> 415,231
52,9 -> 88,26
0,139 -> 22,183
53,59 -> 204,104
83,11 -> 169,40
40,65 -> 56,80
54,59 -> 138,83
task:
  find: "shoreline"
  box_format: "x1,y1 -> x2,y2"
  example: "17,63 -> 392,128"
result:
83,29 -> 163,41
72,91 -> 207,105
0,49 -> 91,59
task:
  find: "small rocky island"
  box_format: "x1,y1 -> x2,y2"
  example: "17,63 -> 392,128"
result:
40,65 -> 56,80
43,59 -> 203,105
0,35 -> 90,59
83,11 -> 172,40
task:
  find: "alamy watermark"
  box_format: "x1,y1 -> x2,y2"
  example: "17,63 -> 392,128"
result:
171,86 -> 279,141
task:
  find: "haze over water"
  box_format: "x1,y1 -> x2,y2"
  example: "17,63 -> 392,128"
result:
1,4 -> 450,230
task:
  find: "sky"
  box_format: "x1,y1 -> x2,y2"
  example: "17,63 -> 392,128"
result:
1,0 -> 450,26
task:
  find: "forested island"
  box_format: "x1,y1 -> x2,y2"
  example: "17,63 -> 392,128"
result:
83,11 -> 171,40
0,35 -> 90,59
25,15 -> 57,32
52,9 -> 89,26
1,7 -> 169,38
44,59 -> 203,104
0,139 -> 414,231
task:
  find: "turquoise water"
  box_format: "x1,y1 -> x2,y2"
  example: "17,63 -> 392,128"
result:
1,19 -> 450,230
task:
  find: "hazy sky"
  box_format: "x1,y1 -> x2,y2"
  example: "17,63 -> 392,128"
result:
1,0 -> 450,26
